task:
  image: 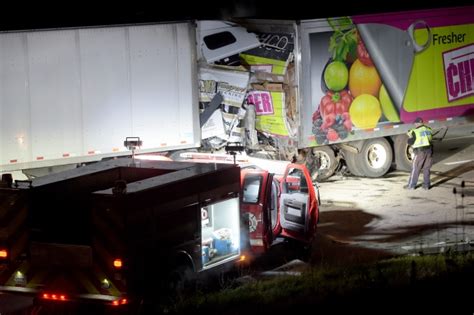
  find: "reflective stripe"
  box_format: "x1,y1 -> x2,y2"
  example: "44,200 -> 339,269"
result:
250,239 -> 264,246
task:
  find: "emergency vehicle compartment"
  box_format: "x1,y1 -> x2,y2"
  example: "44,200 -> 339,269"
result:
201,197 -> 240,268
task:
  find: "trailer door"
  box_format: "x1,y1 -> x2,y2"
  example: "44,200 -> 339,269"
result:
241,169 -> 273,254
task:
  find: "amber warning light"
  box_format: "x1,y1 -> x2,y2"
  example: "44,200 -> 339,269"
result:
0,249 -> 8,258
113,258 -> 123,269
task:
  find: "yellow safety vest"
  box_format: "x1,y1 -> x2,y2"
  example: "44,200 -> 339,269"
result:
407,125 -> 432,148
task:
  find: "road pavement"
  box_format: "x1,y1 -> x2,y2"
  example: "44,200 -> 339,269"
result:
315,124 -> 474,263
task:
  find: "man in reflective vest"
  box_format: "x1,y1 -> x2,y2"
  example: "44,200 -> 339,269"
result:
405,117 -> 433,190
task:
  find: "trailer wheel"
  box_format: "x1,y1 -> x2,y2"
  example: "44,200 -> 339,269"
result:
310,146 -> 338,181
356,138 -> 393,177
394,134 -> 413,172
344,150 -> 365,177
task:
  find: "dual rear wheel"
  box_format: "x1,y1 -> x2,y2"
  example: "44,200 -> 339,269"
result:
345,138 -> 393,177
311,136 -> 411,180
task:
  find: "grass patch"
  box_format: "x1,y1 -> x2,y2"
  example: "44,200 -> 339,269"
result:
169,252 -> 474,314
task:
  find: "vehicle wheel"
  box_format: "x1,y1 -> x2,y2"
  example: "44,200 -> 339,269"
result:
356,138 -> 393,177
344,150 -> 365,177
285,238 -> 313,262
394,134 -> 413,172
310,146 -> 338,181
167,264 -> 195,300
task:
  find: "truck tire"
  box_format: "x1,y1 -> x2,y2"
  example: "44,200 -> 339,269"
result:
167,264 -> 195,299
356,138 -> 393,177
394,134 -> 413,172
344,150 -> 365,177
310,146 -> 338,181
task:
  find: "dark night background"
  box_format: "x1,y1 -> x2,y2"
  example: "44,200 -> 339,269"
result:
0,0 -> 472,31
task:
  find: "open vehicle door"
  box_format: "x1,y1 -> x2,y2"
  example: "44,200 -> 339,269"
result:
240,168 -> 275,254
277,164 -> 319,243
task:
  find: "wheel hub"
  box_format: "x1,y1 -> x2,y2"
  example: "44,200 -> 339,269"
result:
367,143 -> 387,169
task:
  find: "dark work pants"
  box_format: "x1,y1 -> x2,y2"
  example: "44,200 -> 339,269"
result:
408,147 -> 433,188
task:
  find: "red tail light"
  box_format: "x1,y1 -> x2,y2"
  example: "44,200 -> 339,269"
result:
42,293 -> 67,301
112,298 -> 128,306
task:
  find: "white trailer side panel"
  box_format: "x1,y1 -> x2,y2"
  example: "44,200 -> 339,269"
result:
0,22 -> 199,172
28,30 -> 84,161
1,34 -> 32,166
79,27 -> 134,155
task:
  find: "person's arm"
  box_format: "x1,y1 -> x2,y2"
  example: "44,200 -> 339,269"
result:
432,126 -> 448,140
407,129 -> 415,145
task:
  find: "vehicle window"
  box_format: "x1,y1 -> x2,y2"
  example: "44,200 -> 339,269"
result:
286,168 -> 308,194
203,31 -> 237,50
242,175 -> 261,204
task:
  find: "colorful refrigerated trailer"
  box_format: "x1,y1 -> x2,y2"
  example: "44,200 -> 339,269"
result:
240,6 -> 474,180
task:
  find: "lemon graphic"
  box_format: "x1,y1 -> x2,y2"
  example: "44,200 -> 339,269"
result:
379,85 -> 400,122
349,94 -> 382,129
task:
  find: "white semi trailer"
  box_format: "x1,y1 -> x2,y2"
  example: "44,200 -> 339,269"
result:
0,22 -> 200,176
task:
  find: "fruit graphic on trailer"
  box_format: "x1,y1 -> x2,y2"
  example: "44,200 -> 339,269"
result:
349,59 -> 381,97
324,61 -> 349,92
349,94 -> 382,129
379,84 -> 400,123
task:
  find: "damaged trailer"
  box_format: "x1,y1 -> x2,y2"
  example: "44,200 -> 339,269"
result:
2,6 -> 473,183
197,6 -> 474,180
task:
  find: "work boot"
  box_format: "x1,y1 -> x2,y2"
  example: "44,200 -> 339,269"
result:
422,185 -> 430,190
403,185 -> 415,190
